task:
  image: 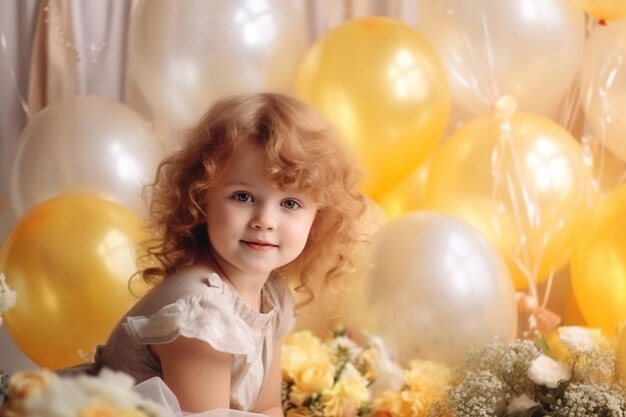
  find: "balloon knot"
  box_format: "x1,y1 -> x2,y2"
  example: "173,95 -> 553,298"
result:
493,95 -> 518,121
599,19 -> 607,26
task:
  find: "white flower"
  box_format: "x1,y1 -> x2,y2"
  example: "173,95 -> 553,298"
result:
0,273 -> 17,326
366,335 -> 404,396
326,335 -> 363,360
558,326 -> 602,353
506,393 -> 538,413
527,354 -> 571,388
24,369 -> 167,417
0,273 -> 17,311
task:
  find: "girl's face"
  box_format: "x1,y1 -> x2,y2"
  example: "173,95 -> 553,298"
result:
206,143 -> 318,280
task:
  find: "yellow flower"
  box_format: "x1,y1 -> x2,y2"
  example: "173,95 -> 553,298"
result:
286,406 -> 316,417
8,369 -> 58,401
321,364 -> 370,417
78,403 -> 151,417
373,389 -> 428,417
283,331 -> 335,399
404,359 -> 452,397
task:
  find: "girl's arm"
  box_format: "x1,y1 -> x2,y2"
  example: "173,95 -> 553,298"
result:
251,339 -> 284,417
151,336 -> 232,412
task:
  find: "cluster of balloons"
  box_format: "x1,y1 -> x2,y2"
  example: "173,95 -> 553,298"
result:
1,96 -> 160,368
4,0 -> 626,369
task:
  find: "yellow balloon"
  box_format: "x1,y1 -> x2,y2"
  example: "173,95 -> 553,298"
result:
296,17 -> 449,198
376,158 -> 431,218
426,112 -> 592,289
571,184 -> 626,333
0,194 -> 147,369
580,0 -> 626,21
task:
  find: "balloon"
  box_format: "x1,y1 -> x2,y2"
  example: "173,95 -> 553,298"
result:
580,0 -> 626,21
356,211 -> 517,366
128,0 -> 307,129
580,20 -> 626,163
571,184 -> 626,333
296,17 -> 449,198
418,0 -> 585,119
426,111 -> 593,289
0,194 -> 148,369
10,96 -> 162,218
583,136 -> 626,196
376,158 -> 431,218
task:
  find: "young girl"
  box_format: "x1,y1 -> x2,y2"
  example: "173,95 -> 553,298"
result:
84,92 -> 366,415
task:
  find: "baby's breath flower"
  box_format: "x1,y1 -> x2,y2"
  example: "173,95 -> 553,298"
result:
445,370 -> 507,417
464,339 -> 540,395
549,382 -> 626,417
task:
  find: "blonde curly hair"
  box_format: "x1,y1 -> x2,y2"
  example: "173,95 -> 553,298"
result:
139,92 -> 367,303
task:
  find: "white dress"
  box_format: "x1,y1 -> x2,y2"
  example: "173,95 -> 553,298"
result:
90,264 -> 295,415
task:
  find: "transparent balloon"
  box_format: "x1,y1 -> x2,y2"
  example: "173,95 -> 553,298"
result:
571,184 -> 626,333
128,0 -> 307,129
426,111 -> 593,290
10,96 -> 162,218
579,0 -> 626,21
0,194 -> 149,369
296,17 -> 449,198
580,20 -> 626,164
418,0 -> 585,119
354,211 -> 517,366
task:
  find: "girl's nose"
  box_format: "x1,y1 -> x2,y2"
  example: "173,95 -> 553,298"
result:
250,205 -> 277,230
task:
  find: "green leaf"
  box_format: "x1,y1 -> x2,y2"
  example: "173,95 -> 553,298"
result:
534,336 -> 550,355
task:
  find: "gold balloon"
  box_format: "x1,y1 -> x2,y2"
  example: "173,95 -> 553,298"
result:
571,184 -> 626,333
580,0 -> 626,21
0,194 -> 147,369
376,158 -> 431,218
296,17 -> 449,198
426,112 -> 592,289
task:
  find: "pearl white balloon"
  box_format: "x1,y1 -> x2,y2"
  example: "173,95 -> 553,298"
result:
10,96 -> 162,217
418,0 -> 585,118
128,0 -> 308,129
360,211 -> 517,366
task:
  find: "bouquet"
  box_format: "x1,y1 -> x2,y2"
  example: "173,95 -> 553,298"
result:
281,329 -> 405,417
429,326 -> 626,417
0,368 -> 168,417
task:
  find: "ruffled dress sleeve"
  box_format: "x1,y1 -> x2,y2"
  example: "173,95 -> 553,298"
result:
123,273 -> 257,363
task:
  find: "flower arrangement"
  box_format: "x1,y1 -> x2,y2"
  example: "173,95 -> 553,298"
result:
429,326 -> 626,417
281,329 -> 404,417
0,368 -> 167,417
281,330 -> 452,417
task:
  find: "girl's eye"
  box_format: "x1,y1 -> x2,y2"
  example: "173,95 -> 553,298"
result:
233,192 -> 253,203
281,199 -> 302,210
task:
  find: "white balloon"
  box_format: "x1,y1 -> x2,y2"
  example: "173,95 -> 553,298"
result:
128,0 -> 308,129
360,211 -> 517,366
418,0 -> 585,118
10,96 -> 162,217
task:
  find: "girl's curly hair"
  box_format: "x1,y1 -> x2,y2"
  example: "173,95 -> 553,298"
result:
139,92 -> 367,304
